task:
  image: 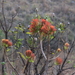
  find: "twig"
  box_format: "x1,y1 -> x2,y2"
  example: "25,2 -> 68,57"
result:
19,54 -> 25,66
0,20 -> 5,32
39,61 -> 46,75
34,54 -> 42,75
8,10 -> 19,32
72,72 -> 75,75
2,0 -> 7,31
23,60 -> 29,74
6,57 -> 19,75
62,67 -> 75,71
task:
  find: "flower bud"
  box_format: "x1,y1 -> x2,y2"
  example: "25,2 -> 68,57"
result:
2,39 -> 9,43
25,50 -> 32,57
64,43 -> 70,47
56,57 -> 63,65
8,41 -> 13,46
2,39 -> 12,47
57,48 -> 61,52
31,53 -> 35,60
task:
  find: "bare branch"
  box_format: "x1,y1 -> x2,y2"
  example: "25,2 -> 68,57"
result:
2,0 -> 7,30
62,67 -> 75,71
8,9 -> 19,32
0,20 -> 5,32
6,57 -> 19,75
72,72 -> 75,75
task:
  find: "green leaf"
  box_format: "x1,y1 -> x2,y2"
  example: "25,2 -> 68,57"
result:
67,60 -> 72,63
15,27 -> 18,29
52,53 -> 54,54
18,39 -> 24,41
54,62 -> 58,65
3,43 -> 8,47
26,56 -> 31,59
26,32 -> 32,34
17,52 -> 26,60
12,72 -> 16,75
29,59 -> 34,63
27,37 -> 34,45
73,64 -> 75,68
6,48 -> 10,52
50,35 -> 54,39
0,62 -> 6,65
64,46 -> 68,50
14,31 -> 18,34
4,72 -> 7,75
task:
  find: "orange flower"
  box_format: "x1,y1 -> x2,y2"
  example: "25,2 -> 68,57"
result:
2,39 -> 9,43
41,24 -> 56,34
31,19 -> 39,25
2,39 -> 12,47
29,18 -> 56,35
64,43 -> 70,47
41,19 -> 46,23
50,25 -> 56,32
40,19 -> 56,34
31,53 -> 35,60
29,19 -> 39,33
25,50 -> 32,57
7,41 -> 13,46
41,19 -> 48,25
41,24 -> 50,34
57,48 -> 61,52
41,19 -> 51,25
56,57 -> 63,65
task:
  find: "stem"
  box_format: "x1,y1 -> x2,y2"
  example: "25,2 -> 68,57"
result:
5,31 -> 8,39
1,0 -> 7,74
40,39 -> 47,60
2,47 -> 6,75
2,32 -> 8,75
23,60 -> 29,74
2,0 -> 7,29
2,50 -> 5,75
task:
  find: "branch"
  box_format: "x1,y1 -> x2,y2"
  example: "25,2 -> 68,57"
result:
62,67 -> 75,71
6,57 -> 19,75
19,54 -> 25,66
0,20 -> 5,32
2,0 -> 7,30
61,39 -> 75,70
72,72 -> 75,75
57,39 -> 75,75
23,60 -> 29,73
39,61 -> 46,75
8,9 -> 19,32
40,39 -> 47,60
34,53 -> 42,74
